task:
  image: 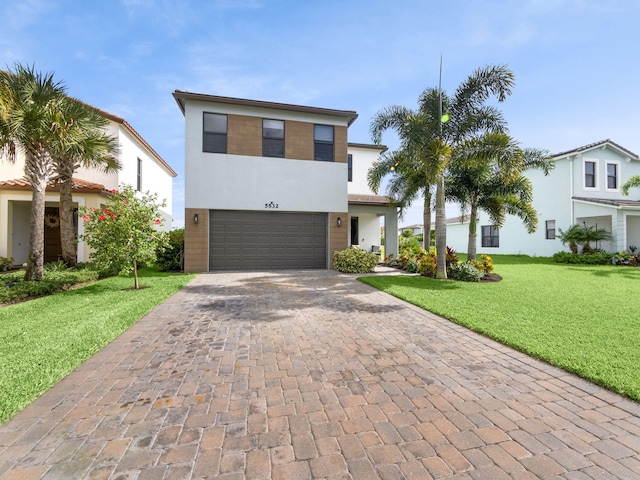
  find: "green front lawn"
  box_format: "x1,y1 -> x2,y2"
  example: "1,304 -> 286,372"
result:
360,255 -> 640,401
0,268 -> 195,425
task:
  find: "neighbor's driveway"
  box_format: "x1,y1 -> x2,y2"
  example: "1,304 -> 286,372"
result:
1,271 -> 640,479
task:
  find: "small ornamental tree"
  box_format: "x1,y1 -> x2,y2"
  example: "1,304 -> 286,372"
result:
80,184 -> 169,289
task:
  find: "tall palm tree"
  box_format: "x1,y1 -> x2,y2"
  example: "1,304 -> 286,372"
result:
446,132 -> 552,260
0,64 -> 68,280
52,99 -> 119,267
369,64 -> 515,278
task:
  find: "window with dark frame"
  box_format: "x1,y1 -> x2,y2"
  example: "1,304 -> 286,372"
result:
481,225 -> 499,248
607,163 -> 618,189
203,113 -> 228,153
584,160 -> 596,188
136,157 -> 142,191
314,124 -> 334,161
347,154 -> 353,182
263,119 -> 284,158
545,220 -> 556,240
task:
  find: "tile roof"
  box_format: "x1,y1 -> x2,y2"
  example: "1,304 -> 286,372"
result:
348,194 -> 392,206
0,177 -> 110,193
554,139 -> 639,160
572,196 -> 640,208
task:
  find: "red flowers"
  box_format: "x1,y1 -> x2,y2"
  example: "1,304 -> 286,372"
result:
82,215 -> 90,222
155,219 -> 161,225
98,215 -> 106,221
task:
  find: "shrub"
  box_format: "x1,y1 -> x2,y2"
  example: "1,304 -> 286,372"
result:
449,262 -> 485,282
552,251 -> 614,265
445,246 -> 459,267
405,261 -> 418,273
44,260 -> 69,272
399,234 -> 423,259
472,254 -> 494,273
612,251 -> 640,266
0,268 -> 98,304
417,251 -> 436,276
157,228 -> 184,271
333,246 -> 379,273
0,257 -> 13,272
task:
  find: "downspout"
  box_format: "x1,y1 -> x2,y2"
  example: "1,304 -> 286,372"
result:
570,155 -> 575,223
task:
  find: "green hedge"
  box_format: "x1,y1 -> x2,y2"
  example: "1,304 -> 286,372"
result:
333,247 -> 379,273
552,251 -> 614,265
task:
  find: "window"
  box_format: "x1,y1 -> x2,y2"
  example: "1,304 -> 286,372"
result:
203,113 -> 227,153
545,220 -> 556,240
136,158 -> 142,191
314,124 -> 334,161
481,225 -> 499,248
347,154 -> 353,182
263,119 -> 284,157
606,162 -> 619,190
584,160 -> 596,188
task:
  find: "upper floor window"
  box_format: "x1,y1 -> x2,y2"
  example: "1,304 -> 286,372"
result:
203,113 -> 227,153
545,220 -> 556,240
314,124 -> 334,162
481,225 -> 499,248
263,119 -> 284,158
584,160 -> 597,189
606,162 -> 619,190
137,158 -> 142,191
348,154 -> 353,182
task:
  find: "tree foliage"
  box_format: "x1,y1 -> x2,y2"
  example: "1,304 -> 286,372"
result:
368,64 -> 515,278
80,185 -> 169,289
622,175 -> 640,196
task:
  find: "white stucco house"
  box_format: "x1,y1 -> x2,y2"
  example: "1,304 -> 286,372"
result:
446,139 -> 640,256
0,110 -> 176,265
173,91 -> 397,272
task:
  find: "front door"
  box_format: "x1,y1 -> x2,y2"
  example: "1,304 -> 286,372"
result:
350,216 -> 359,246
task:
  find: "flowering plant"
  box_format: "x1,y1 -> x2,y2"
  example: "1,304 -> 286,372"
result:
79,184 -> 169,289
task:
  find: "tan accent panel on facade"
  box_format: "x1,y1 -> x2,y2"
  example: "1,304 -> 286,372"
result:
334,126 -> 348,163
228,115 -> 262,156
285,121 -> 314,160
329,212 -> 348,270
184,208 -> 209,273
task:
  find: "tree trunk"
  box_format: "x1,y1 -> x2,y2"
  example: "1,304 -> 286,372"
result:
467,203 -> 478,261
423,190 -> 432,251
435,175 -> 447,279
59,176 -> 77,267
24,149 -> 53,281
133,258 -> 139,290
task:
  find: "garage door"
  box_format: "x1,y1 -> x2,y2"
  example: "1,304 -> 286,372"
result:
209,210 -> 327,270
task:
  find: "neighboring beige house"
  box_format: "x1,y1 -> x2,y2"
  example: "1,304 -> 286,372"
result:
0,110 -> 176,265
173,91 -> 398,272
447,139 -> 640,256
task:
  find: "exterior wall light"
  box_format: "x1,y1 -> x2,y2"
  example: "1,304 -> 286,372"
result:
193,213 -> 199,224
337,217 -> 342,227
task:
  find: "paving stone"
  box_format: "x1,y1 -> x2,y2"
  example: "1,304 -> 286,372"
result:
0,271 -> 637,480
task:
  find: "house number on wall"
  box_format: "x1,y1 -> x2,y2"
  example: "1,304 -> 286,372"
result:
265,202 -> 279,209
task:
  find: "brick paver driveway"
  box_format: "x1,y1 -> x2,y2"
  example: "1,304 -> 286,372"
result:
1,271 -> 640,479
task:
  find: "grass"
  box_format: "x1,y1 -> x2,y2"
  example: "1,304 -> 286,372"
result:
360,255 -> 640,401
0,268 -> 195,424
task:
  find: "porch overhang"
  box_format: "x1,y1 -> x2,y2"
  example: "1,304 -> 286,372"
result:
572,196 -> 640,211
348,194 -> 393,207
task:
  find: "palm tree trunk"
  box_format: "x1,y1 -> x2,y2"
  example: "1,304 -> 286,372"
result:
423,190 -> 432,250
24,150 -> 53,281
435,175 -> 447,279
59,176 -> 77,267
467,203 -> 478,261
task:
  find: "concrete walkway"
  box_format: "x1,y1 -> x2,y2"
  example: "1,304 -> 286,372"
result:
1,271 -> 640,479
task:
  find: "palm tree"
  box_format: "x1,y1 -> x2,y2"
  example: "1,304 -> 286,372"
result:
556,224 -> 583,253
622,175 -> 640,196
446,132 -> 552,260
369,64 -> 515,278
0,64 -> 68,280
52,99 -> 119,267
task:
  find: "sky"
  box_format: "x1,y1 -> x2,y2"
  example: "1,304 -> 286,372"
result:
2,0 -> 640,228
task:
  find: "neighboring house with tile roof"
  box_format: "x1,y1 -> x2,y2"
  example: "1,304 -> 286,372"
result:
0,111 -> 177,265
173,91 -> 398,272
446,139 -> 640,256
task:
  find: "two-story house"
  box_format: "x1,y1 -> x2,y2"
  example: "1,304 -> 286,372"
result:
446,139 -> 640,256
0,110 -> 176,265
173,91 -> 397,273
